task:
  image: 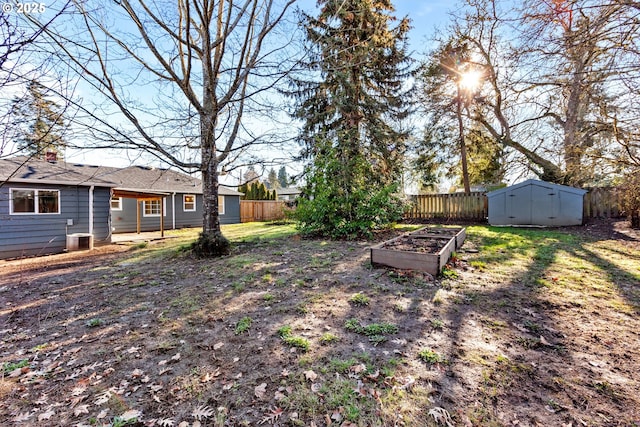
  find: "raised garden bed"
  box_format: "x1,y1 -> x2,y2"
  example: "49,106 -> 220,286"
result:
370,227 -> 466,275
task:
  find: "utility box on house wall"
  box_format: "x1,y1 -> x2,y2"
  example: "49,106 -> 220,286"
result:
487,179 -> 587,226
66,233 -> 94,251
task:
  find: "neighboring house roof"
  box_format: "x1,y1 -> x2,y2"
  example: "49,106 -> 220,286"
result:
0,156 -> 242,196
0,156 -> 116,187
277,187 -> 301,196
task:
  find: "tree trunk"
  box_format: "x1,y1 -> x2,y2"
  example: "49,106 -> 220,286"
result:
631,211 -> 640,229
201,147 -> 221,236
457,87 -> 471,194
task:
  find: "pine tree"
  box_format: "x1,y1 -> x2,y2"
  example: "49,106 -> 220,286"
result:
267,167 -> 280,189
288,0 -> 414,237
277,166 -> 289,188
11,80 -> 67,158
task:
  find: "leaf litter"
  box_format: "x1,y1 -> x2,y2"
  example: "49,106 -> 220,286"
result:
0,220 -> 639,425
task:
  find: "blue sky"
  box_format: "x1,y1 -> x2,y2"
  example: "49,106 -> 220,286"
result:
56,0 -> 458,174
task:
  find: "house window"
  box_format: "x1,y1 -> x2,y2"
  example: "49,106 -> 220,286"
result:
143,199 -> 165,217
10,189 -> 60,214
183,194 -> 196,212
218,196 -> 225,215
111,196 -> 122,210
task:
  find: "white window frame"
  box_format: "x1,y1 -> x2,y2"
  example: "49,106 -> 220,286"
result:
110,196 -> 122,211
218,196 -> 225,215
183,194 -> 196,212
10,188 -> 60,215
143,199 -> 166,217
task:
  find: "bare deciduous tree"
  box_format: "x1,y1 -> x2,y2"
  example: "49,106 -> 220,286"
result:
421,0 -> 640,186
33,0 -> 296,254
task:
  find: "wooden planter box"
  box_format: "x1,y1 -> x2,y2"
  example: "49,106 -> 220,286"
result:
370,227 -> 466,275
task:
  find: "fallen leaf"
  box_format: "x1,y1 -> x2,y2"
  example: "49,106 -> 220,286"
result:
222,382 -> 235,391
131,369 -> 144,378
94,390 -> 111,405
71,385 -> 87,396
255,382 -> 267,399
13,412 -> 32,422
121,409 -> 141,420
38,409 -> 55,421
170,353 -> 181,362
304,370 -> 318,381
125,346 -> 140,354
149,383 -> 163,392
350,364 -> 366,374
97,409 -> 108,419
274,390 -> 286,401
367,370 -> 380,380
74,405 -> 89,417
192,405 -> 215,420
428,407 -> 454,427
214,342 -> 224,350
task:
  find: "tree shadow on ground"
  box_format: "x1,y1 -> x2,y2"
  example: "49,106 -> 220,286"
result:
436,224 -> 640,425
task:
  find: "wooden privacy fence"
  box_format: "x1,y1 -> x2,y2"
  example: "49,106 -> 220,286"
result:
405,192 -> 487,220
583,187 -> 624,218
405,187 -> 624,221
240,200 -> 288,222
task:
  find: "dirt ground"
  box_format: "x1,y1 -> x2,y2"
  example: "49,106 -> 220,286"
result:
1,220 -> 639,426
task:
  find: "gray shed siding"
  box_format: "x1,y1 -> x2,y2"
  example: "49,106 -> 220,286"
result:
0,184 -> 112,259
111,193 -> 241,233
488,179 -> 586,226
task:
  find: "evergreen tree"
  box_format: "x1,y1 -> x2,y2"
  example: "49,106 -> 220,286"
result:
277,166 -> 289,188
267,167 -> 280,189
10,80 -> 67,158
288,0 -> 414,238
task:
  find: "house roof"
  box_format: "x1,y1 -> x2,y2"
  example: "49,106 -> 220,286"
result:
0,156 -> 116,187
0,156 -> 243,196
277,187 -> 301,196
487,179 -> 587,198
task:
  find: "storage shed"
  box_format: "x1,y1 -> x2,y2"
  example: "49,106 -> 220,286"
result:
487,179 -> 587,226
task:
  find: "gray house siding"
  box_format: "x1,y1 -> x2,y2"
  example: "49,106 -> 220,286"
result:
221,195 -> 241,224
0,184 -> 112,259
111,193 -> 241,233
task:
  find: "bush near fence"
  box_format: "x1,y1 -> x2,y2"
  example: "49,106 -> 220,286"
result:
404,187 -> 624,221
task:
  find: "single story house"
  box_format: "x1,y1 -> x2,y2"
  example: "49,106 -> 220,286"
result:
0,156 -> 115,259
87,165 -> 242,233
0,156 -> 242,259
276,187 -> 301,201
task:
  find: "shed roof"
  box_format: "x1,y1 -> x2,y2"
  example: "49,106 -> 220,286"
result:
487,179 -> 587,198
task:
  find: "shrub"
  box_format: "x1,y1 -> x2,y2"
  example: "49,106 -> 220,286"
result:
295,182 -> 405,239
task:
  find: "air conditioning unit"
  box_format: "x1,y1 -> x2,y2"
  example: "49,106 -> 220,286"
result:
66,233 -> 94,251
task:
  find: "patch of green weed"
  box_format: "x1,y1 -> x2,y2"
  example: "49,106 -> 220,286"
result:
349,293 -> 370,306
235,316 -> 252,335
